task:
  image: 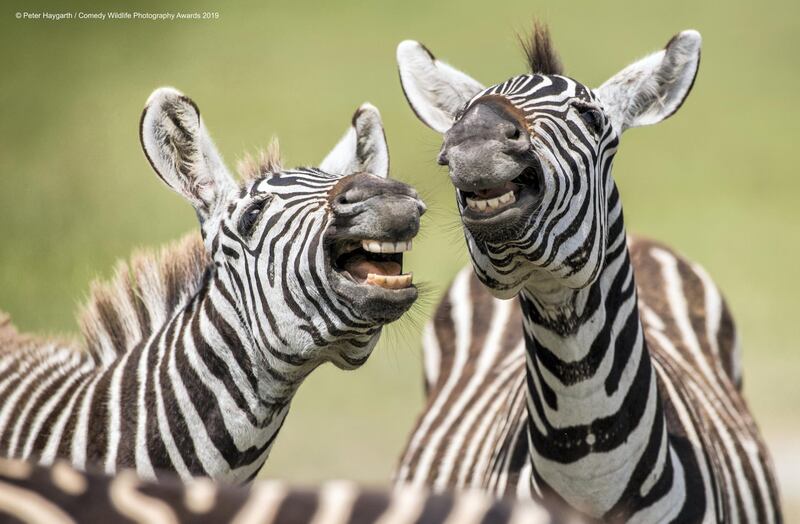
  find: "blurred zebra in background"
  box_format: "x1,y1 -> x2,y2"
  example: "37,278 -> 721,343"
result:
0,87 -> 424,483
0,459 -> 588,524
396,266 -> 529,495
395,23 -> 781,522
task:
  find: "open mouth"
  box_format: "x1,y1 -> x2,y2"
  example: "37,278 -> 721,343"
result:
330,239 -> 413,290
457,164 -> 543,219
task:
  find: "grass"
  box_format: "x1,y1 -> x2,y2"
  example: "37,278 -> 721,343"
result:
1,0 -> 798,513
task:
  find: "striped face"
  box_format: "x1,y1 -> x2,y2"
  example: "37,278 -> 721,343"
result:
444,77 -> 617,296
215,168 -> 424,370
141,89 -> 424,372
397,32 -> 701,298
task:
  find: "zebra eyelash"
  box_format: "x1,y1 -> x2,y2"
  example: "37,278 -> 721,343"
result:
572,102 -> 605,136
454,100 -> 473,122
237,195 -> 274,237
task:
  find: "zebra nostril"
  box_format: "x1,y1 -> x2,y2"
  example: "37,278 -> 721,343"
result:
339,188 -> 365,205
505,125 -> 521,140
437,149 -> 449,166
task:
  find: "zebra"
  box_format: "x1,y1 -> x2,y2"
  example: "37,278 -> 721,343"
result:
0,458 -> 589,524
0,87 -> 425,484
394,24 -> 782,522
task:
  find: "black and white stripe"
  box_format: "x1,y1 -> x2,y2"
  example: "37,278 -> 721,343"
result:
396,266 -> 529,495
0,458 -> 586,524
0,88 -> 422,484
396,27 -> 781,522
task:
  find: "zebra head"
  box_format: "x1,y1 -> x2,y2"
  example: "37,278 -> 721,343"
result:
140,88 -> 425,372
397,27 -> 701,298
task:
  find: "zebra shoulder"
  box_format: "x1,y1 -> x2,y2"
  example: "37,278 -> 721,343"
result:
627,235 -> 742,390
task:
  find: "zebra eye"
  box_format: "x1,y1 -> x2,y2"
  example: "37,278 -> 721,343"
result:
238,197 -> 271,236
576,105 -> 604,136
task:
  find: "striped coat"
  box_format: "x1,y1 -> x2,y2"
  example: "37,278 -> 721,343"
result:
0,87 -> 423,483
397,238 -> 777,520
395,23 -> 781,522
0,458 -> 587,524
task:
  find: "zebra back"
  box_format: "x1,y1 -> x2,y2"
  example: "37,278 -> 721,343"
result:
396,237 -> 778,510
0,459 -> 588,524
397,266 -> 528,495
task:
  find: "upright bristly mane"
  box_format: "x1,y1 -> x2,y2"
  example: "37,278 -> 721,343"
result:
519,21 -> 563,75
237,137 -> 283,182
78,232 -> 211,365
0,312 -> 24,350
75,138 -> 285,365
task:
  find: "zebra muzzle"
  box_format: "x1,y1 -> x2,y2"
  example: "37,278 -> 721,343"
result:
333,238 -> 414,290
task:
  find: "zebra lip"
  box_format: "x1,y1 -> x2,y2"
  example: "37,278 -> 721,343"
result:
459,183 -> 520,217
464,189 -> 517,213
458,165 -> 543,218
366,273 -> 413,289
344,255 -> 402,278
327,238 -> 418,321
332,245 -> 413,289
473,183 -> 516,200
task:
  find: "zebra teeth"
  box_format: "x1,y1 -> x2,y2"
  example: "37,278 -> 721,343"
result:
465,191 -> 516,213
366,273 -> 413,289
360,240 -> 413,254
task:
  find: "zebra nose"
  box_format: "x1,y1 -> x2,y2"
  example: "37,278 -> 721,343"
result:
442,101 -> 531,191
437,146 -> 448,166
445,101 -> 529,152
330,174 -> 425,240
446,141 -> 528,192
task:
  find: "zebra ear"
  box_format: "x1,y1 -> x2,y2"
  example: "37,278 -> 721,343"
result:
596,30 -> 701,133
396,40 -> 485,133
320,103 -> 389,178
140,87 -> 236,220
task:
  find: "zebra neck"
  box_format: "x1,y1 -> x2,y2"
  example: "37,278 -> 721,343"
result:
203,274 -> 305,406
130,274 -> 303,481
519,232 -> 680,519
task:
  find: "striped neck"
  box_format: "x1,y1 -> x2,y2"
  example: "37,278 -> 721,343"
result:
199,268 -> 308,404
118,269 -> 306,482
519,208 -> 680,519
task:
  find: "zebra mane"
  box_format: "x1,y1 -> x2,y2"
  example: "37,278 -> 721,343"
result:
0,311 -> 27,351
1,307 -> 77,355
519,21 -> 563,76
236,137 -> 283,182
79,139 -> 285,363
78,232 -> 211,364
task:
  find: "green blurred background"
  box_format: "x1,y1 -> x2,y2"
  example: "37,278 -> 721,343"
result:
1,0 -> 798,517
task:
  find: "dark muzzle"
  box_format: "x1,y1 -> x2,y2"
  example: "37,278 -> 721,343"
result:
440,97 -> 532,191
